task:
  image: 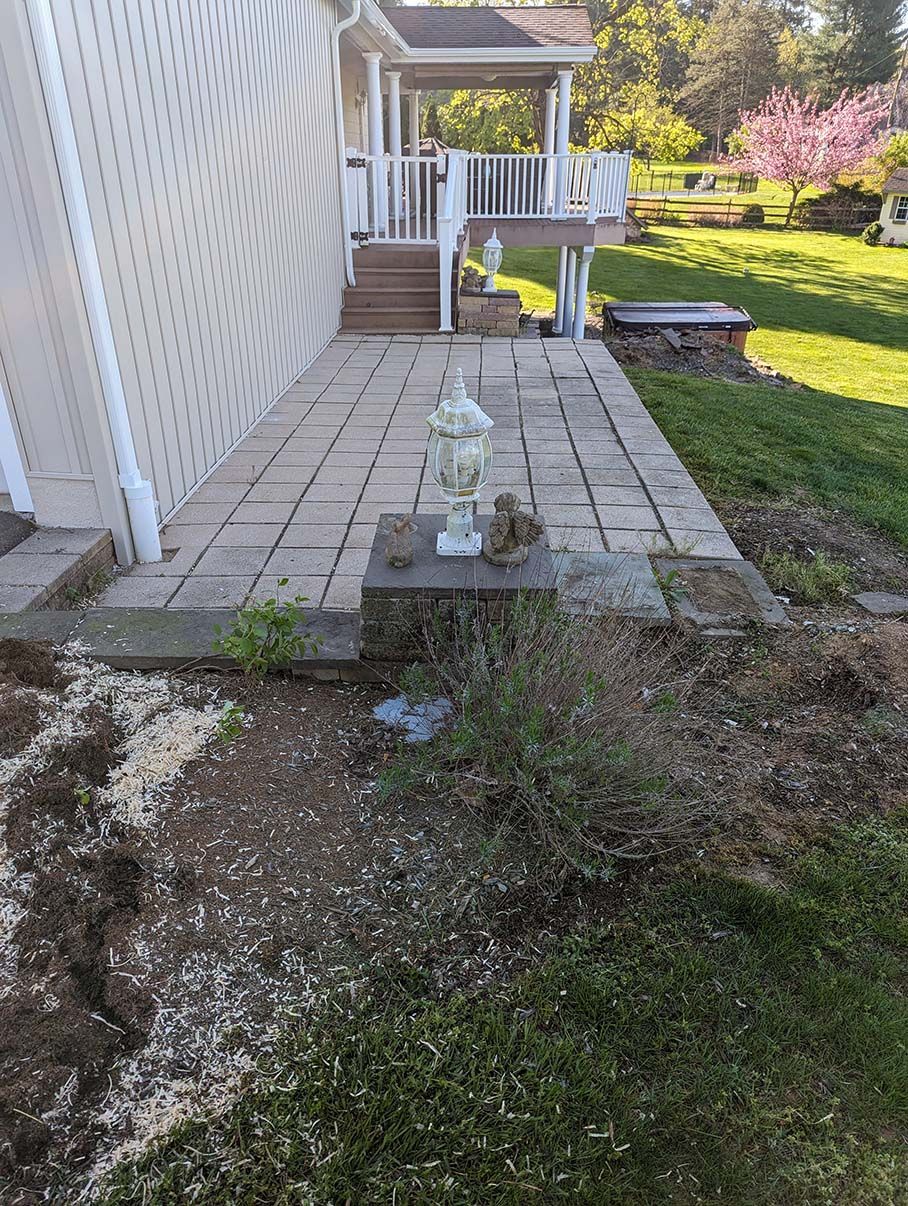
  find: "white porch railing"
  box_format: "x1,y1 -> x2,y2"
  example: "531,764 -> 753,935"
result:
344,148 -> 631,332
466,151 -> 631,222
345,148 -> 631,248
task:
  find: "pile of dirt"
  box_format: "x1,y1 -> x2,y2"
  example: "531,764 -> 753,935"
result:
601,329 -> 796,387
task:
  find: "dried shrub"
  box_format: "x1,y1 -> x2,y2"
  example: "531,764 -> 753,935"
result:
389,596 -> 710,874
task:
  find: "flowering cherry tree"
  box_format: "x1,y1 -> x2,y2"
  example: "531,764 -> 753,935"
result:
728,86 -> 887,225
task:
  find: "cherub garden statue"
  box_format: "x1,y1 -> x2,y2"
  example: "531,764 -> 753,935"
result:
483,493 -> 543,567
385,514 -> 417,567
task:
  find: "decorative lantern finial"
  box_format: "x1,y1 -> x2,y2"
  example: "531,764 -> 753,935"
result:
426,369 -> 494,556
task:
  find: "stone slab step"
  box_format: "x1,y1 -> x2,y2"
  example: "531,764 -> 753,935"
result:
0,607 -> 378,681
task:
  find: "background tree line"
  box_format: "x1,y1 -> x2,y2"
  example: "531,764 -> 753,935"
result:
379,0 -> 906,165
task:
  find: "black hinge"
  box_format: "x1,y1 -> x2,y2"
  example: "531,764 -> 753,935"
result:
351,231 -> 370,244
346,155 -> 367,168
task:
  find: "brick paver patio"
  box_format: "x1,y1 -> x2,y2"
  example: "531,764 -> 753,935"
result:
97,335 -> 740,612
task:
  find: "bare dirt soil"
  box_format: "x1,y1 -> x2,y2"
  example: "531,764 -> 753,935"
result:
2,601 -> 908,1199
719,498 -> 908,598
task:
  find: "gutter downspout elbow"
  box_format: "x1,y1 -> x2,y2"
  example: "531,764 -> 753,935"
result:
332,0 -> 361,288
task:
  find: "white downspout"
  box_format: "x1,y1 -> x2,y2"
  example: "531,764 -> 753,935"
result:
27,0 -> 161,562
332,0 -> 362,288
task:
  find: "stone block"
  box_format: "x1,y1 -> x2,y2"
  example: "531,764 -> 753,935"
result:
360,511 -> 556,660
555,552 -> 671,625
655,557 -> 789,634
852,591 -> 908,615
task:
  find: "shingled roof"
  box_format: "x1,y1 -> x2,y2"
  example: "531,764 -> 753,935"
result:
883,167 -> 908,194
383,5 -> 595,51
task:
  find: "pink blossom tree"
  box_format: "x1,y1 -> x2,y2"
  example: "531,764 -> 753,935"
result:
728,86 -> 887,225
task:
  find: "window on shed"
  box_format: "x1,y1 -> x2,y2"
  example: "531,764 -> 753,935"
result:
893,195 -> 908,222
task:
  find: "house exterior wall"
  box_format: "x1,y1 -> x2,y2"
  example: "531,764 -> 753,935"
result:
0,4 -> 131,548
45,0 -> 346,522
341,61 -> 366,151
879,192 -> 908,244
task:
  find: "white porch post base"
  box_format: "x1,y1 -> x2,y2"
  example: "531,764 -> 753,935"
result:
561,248 -> 577,337
552,245 -> 567,334
572,246 -> 595,339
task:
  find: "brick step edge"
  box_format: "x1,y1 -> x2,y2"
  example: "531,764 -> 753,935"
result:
0,529 -> 114,613
0,606 -> 383,683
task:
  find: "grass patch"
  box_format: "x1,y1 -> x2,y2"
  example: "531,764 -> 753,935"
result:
627,370 -> 908,547
99,814 -> 908,1204
759,549 -> 853,604
471,226 -> 907,409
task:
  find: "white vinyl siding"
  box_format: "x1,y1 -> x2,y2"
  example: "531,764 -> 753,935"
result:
46,0 -> 345,519
0,4 -> 94,478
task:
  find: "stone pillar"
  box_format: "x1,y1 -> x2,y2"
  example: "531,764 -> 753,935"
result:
572,246 -> 595,339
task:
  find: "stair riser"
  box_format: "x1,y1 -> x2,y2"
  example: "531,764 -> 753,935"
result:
344,290 -> 442,311
353,245 -> 440,269
341,311 -> 443,333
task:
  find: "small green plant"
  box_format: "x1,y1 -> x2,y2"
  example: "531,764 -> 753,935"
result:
215,702 -> 246,744
740,202 -> 765,226
861,220 -> 883,245
759,549 -> 853,604
212,580 -> 321,678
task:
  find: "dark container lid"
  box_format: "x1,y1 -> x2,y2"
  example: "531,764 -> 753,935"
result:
604,301 -> 757,333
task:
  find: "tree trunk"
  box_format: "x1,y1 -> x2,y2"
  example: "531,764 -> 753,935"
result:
785,186 -> 802,227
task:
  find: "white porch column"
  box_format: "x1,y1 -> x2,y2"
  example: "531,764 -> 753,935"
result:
561,248 -> 577,338
554,68 -> 573,216
363,52 -> 385,231
543,84 -> 556,212
572,246 -> 595,339
387,70 -> 403,222
552,246 -> 567,334
409,89 -> 420,155
364,52 -> 384,158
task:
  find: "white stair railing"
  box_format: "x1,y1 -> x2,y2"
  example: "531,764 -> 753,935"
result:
346,149 -> 439,245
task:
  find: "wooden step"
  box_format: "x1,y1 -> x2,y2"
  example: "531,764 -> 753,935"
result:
343,286 -> 442,310
341,306 -> 443,333
353,244 -> 440,269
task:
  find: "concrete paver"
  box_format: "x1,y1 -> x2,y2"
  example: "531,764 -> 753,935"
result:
97,336 -> 739,612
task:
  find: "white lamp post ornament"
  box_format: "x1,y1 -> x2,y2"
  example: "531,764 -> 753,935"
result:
426,368 -> 493,556
482,228 -> 503,292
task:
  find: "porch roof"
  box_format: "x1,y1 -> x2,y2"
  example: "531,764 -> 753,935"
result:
345,1 -> 597,90
382,5 -> 594,52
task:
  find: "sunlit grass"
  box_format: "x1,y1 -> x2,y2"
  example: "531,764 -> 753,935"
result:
470,226 -> 907,409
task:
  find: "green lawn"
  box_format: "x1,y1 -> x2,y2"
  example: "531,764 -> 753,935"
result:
475,226 -> 907,409
101,815 -> 908,1204
470,226 -> 908,544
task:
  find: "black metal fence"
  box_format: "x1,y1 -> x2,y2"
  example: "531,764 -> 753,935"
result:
629,168 -> 758,197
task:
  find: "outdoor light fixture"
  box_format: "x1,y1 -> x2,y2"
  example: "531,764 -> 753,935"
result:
482,228 -> 503,293
426,368 -> 493,556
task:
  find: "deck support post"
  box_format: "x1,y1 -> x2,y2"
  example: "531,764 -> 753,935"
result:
552,245 -> 567,334
363,51 -> 385,231
387,71 -> 403,222
553,68 -> 573,217
561,248 -> 577,337
572,246 -> 595,339
543,84 -> 556,212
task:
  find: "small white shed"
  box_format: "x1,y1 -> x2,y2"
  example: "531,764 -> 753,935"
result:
879,168 -> 908,245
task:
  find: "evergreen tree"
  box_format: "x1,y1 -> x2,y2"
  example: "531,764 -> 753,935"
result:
809,0 -> 905,101
681,0 -> 786,154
